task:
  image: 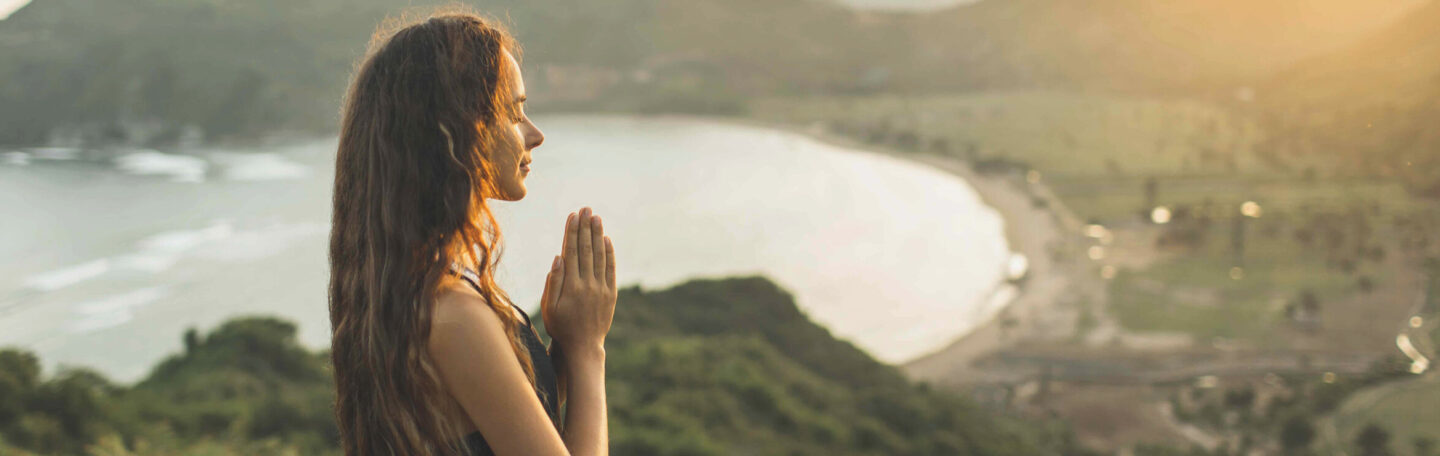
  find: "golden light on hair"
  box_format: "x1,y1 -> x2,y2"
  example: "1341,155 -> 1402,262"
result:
328,8 -> 551,455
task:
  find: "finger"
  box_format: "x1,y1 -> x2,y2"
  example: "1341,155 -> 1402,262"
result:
540,255 -> 559,310
540,270 -> 553,311
591,214 -> 606,280
545,255 -> 564,315
577,207 -> 594,278
540,271 -> 553,322
563,212 -> 579,280
605,236 -> 616,290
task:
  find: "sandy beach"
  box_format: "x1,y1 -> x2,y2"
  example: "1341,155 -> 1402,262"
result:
892,153 -> 1088,384
707,116 -> 1093,385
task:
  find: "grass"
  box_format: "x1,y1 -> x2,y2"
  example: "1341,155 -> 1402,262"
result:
1105,203 -> 1415,347
1329,376 -> 1440,456
1050,175 -> 1419,223
1107,227 -> 1364,344
752,91 -> 1427,223
752,90 -> 1262,179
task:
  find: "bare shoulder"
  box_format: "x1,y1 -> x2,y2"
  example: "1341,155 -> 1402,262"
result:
429,281 -> 505,350
432,281 -> 491,323
425,280 -> 570,454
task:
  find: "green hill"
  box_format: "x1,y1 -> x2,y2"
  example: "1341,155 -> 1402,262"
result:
0,276 -> 1082,455
0,0 -> 870,146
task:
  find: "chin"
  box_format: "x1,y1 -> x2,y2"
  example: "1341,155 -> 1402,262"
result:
499,186 -> 527,201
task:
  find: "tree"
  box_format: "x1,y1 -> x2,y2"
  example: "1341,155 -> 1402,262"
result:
1279,415 -> 1315,453
0,350 -> 41,427
1356,424 -> 1393,456
1223,387 -> 1255,410
183,328 -> 199,354
1416,437 -> 1436,456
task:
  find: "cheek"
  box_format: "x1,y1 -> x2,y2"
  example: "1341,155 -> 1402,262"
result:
504,126 -> 525,159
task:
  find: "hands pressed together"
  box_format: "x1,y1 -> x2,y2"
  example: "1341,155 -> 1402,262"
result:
538,207 -> 617,357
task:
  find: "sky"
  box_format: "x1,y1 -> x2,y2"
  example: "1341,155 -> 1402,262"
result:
0,0 -> 29,20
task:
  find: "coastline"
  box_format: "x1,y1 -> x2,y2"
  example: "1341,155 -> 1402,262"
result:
695,115 -> 1088,385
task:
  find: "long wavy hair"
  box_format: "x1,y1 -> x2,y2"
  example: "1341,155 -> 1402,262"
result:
328,8 -> 547,455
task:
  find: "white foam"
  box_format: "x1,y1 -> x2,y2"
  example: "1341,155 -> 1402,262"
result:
29,147 -> 79,160
18,221 -> 319,305
2,152 -> 29,166
24,259 -> 111,291
195,221 -> 328,261
213,153 -> 309,181
118,222 -> 234,272
23,223 -> 236,292
114,150 -> 208,183
136,222 -> 234,252
69,286 -> 169,333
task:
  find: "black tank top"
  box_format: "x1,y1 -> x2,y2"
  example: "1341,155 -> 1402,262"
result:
451,269 -> 562,455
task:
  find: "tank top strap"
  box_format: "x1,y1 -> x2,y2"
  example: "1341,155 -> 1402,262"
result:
448,264 -> 534,328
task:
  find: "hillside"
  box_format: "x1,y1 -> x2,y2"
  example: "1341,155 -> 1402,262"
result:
890,0 -> 1422,93
1260,0 -> 1440,194
0,0 -> 1421,147
1267,0 -> 1440,107
0,276 -> 1083,455
0,0 -> 872,146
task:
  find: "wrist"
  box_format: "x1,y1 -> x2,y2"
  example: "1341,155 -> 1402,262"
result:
558,341 -> 606,366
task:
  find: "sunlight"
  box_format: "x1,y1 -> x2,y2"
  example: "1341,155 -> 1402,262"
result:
0,0 -> 30,20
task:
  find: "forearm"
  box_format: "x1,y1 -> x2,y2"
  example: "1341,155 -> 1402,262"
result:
560,344 -> 608,456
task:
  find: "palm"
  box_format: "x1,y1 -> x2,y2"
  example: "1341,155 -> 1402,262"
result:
538,207 -> 617,352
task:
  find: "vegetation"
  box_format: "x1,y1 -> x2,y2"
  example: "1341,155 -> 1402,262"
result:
1161,354 -> 1416,455
1329,378 -> 1440,456
0,276 -> 1083,455
0,318 -> 337,456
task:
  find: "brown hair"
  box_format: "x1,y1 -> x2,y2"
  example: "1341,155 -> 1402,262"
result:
328,7 -> 541,455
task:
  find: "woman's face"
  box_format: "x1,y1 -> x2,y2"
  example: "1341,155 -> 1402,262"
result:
490,49 -> 544,201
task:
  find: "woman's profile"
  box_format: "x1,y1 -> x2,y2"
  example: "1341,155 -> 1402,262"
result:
328,9 -> 616,456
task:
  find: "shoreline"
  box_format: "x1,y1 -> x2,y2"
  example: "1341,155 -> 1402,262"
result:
690,114 -> 1086,383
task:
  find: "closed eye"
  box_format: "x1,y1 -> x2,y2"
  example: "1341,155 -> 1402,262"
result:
512,95 -> 527,121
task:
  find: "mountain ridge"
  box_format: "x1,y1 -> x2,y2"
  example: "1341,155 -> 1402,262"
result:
0,0 -> 1423,147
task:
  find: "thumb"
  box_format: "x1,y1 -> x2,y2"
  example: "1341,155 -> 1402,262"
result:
541,255 -> 562,319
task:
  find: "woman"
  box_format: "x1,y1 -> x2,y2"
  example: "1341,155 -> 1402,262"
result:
328,9 -> 616,456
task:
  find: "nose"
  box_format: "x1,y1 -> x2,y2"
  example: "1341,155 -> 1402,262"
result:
525,121 -> 544,151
